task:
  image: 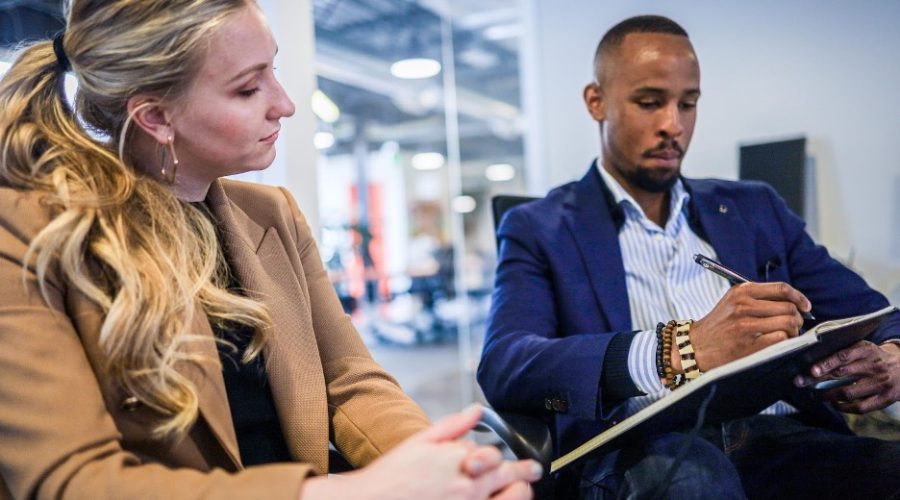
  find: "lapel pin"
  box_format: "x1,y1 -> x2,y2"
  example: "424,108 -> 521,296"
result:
718,204 -> 728,214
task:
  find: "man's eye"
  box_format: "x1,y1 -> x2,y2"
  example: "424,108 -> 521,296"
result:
239,88 -> 260,97
637,101 -> 661,109
680,101 -> 697,110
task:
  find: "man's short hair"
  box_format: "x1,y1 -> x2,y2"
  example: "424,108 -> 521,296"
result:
593,15 -> 689,79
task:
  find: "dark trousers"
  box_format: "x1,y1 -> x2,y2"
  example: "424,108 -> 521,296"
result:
579,415 -> 900,499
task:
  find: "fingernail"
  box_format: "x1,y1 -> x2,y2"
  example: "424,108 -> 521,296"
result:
530,462 -> 543,480
812,366 -> 821,377
794,375 -> 808,387
469,459 -> 483,474
462,404 -> 481,419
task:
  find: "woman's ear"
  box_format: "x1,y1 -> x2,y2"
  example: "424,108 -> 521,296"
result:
126,95 -> 173,144
583,82 -> 606,122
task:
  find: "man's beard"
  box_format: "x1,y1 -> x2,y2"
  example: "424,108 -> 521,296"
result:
628,166 -> 680,193
628,139 -> 685,192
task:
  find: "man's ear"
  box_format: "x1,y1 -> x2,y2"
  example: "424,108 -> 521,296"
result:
126,95 -> 173,144
583,82 -> 606,122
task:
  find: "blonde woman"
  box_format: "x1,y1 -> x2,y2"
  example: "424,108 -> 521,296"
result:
0,1 -> 540,498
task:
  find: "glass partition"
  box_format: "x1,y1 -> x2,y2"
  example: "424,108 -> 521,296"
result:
311,0 -> 527,417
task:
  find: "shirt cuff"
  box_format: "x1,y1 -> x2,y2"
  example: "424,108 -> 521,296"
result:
627,329 -> 666,394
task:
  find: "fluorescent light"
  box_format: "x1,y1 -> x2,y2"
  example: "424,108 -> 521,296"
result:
452,195 -> 477,214
485,163 -> 516,182
484,23 -> 523,41
314,131 -> 335,150
390,58 -> 441,79
411,152 -> 445,170
311,90 -> 340,123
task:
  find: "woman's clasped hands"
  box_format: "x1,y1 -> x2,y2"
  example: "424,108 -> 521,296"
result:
302,405 -> 542,499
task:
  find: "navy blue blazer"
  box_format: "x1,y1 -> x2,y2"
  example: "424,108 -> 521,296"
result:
477,164 -> 900,456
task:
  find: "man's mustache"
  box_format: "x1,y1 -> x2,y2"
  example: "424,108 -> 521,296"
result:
642,141 -> 684,158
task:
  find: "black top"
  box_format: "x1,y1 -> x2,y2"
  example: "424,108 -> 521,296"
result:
216,320 -> 292,466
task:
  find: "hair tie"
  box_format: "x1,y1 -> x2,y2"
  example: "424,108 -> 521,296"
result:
52,33 -> 72,73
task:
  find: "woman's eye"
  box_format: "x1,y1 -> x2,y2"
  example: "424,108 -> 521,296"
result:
238,88 -> 260,97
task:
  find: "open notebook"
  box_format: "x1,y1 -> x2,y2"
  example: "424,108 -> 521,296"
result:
551,305 -> 898,473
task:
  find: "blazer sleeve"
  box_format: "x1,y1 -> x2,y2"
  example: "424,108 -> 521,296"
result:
0,205 -> 314,500
477,207 -> 623,422
762,185 -> 900,342
277,188 -> 430,468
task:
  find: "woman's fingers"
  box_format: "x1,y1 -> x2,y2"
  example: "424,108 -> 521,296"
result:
413,404 -> 482,443
462,445 -> 503,476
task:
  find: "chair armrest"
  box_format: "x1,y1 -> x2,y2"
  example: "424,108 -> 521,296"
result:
475,405 -> 553,466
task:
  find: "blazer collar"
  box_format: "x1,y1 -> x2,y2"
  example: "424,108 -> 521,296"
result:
206,181 -> 330,473
563,162 -> 631,331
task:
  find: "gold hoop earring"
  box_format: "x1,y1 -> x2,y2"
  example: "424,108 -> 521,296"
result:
159,135 -> 179,184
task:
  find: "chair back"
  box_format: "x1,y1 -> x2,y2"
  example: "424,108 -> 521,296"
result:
491,195 -> 539,250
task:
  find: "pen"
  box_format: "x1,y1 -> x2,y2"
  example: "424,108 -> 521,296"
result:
693,253 -> 815,320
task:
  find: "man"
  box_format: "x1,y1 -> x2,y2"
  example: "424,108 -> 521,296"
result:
477,15 -> 900,499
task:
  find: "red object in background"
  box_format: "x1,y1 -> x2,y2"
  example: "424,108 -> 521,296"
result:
349,183 -> 388,301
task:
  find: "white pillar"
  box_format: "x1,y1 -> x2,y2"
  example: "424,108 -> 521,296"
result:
258,0 -> 321,236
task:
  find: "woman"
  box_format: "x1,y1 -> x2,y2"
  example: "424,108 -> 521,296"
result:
0,1 -> 539,498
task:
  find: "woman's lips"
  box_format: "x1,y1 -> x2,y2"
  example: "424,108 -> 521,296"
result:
260,129 -> 280,143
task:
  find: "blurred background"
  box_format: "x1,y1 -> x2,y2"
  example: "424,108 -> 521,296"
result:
3,0 -> 898,423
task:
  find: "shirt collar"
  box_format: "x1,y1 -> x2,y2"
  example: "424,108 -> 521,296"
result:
596,161 -> 691,229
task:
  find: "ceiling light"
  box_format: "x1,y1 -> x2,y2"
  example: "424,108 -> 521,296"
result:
390,58 -> 441,79
484,24 -> 523,41
411,152 -> 445,170
452,195 -> 477,214
485,163 -> 516,182
314,131 -> 335,150
311,89 -> 340,123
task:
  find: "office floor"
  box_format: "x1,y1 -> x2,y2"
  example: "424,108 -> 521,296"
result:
367,341 -> 481,421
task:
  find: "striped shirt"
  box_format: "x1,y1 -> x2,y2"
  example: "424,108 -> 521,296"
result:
597,165 -> 794,419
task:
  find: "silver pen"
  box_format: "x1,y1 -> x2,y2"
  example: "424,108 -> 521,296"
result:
693,253 -> 815,320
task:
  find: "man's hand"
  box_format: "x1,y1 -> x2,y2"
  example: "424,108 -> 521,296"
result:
794,341 -> 900,413
686,282 -> 810,372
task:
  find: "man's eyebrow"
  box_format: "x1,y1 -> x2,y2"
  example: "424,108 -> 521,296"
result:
631,86 -> 666,95
631,87 -> 701,96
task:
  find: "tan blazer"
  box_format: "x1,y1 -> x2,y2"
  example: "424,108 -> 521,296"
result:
0,180 -> 430,500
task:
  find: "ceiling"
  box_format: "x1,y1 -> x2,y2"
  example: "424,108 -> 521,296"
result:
311,0 -> 525,184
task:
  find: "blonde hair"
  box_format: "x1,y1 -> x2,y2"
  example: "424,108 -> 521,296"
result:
0,0 -> 271,438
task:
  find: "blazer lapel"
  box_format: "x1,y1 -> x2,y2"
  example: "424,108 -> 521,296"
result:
686,180 -> 757,280
206,182 -> 330,473
179,306 -> 242,468
564,166 -> 632,332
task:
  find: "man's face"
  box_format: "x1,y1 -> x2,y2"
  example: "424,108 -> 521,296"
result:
584,33 -> 700,194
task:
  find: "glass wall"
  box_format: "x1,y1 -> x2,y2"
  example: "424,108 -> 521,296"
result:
310,0 -> 527,417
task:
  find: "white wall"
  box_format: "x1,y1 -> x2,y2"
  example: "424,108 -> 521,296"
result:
522,0 -> 900,296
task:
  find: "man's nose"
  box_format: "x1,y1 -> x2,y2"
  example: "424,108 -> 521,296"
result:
658,103 -> 683,138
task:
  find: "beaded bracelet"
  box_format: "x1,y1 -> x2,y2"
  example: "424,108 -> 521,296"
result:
655,322 -> 667,379
674,319 -> 702,380
661,320 -> 683,390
